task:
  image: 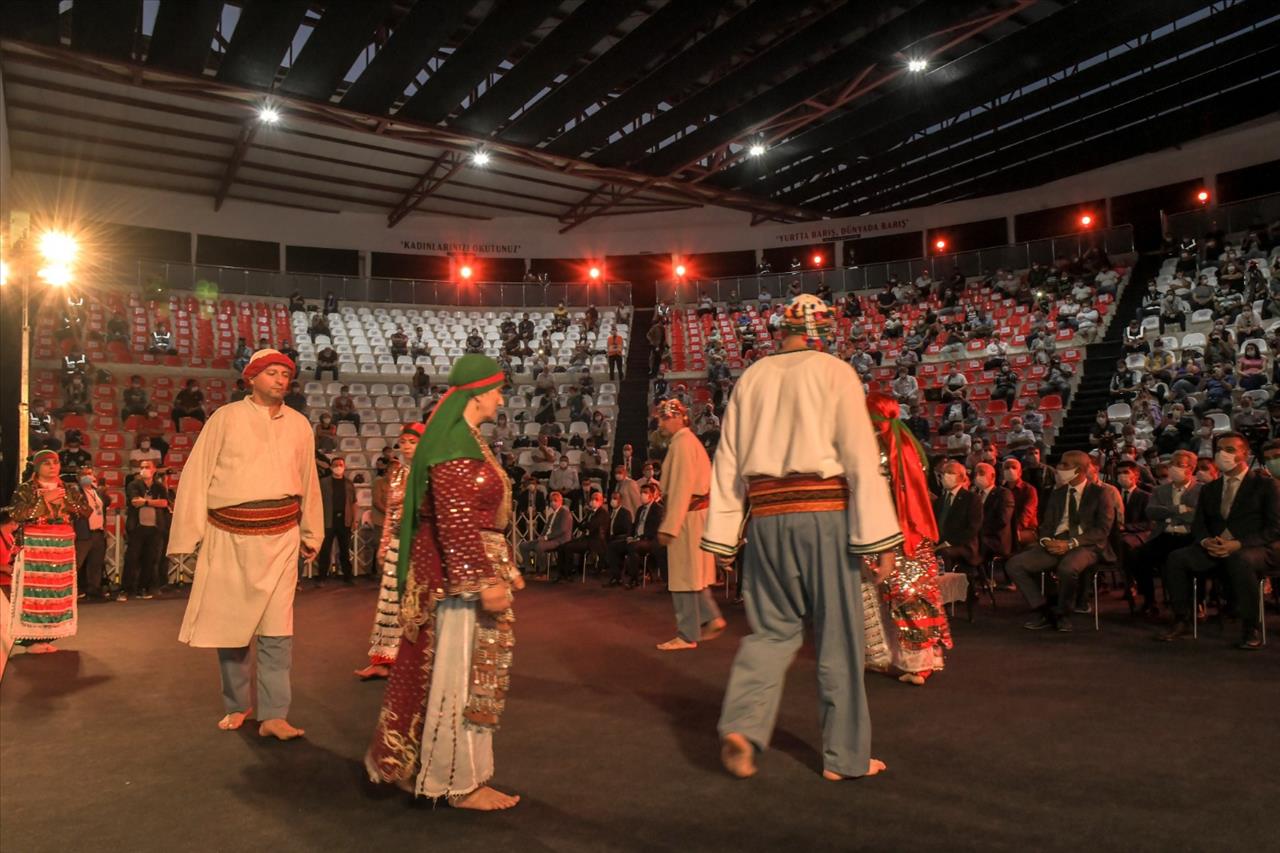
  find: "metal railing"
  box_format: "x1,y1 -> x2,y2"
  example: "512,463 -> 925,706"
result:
122,259 -> 633,308
1164,191 -> 1280,244
656,224 -> 1135,302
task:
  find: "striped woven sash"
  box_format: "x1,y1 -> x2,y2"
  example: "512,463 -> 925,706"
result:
688,494 -> 710,512
747,475 -> 848,518
208,497 -> 301,536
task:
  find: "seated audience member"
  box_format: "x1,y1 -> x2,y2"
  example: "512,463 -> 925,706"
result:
315,345 -> 339,381
1158,433 -> 1280,649
129,434 -> 163,472
232,337 -> 253,373
331,386 -> 360,429
1236,342 -> 1268,392
560,491 -> 609,576
171,379 -> 206,432
283,382 -> 307,415
617,483 -> 665,588
121,375 -> 150,419
149,322 -> 178,355
314,412 -> 338,452
1131,449 -> 1200,617
933,461 -> 983,572
1005,450 -> 1121,632
1122,319 -> 1149,353
940,365 -> 968,401
549,456 -> 581,511
975,462 -> 1015,567
600,491 -> 635,588
1144,339 -> 1175,383
991,364 -> 1019,406
1001,457 -> 1040,546
1113,459 -> 1153,591
58,434 -> 93,478
1110,360 -> 1141,402
518,491 -> 574,580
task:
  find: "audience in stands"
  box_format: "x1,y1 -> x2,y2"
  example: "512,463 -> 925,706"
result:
170,379 -> 206,431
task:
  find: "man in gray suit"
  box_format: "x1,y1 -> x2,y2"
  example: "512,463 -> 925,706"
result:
1005,450 -> 1122,632
519,491 -> 574,581
1131,449 -> 1200,617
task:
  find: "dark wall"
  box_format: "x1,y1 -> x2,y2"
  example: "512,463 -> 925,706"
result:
925,217 -> 1007,254
681,250 -> 755,278
1111,178 -> 1205,251
480,258 -> 528,281
370,252 -> 450,279
842,231 -> 922,265
196,234 -> 279,270
286,245 -> 360,276
1013,200 -> 1105,242
530,257 -> 595,281
1216,158 -> 1280,204
606,253 -> 669,308
103,222 -> 191,263
762,242 -> 835,271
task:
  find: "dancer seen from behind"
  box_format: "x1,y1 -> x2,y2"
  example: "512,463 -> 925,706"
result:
366,355 -> 524,811
5,449 -> 90,654
653,398 -> 725,650
354,421 -> 424,680
168,349 -> 323,740
703,294 -> 903,781
862,393 -> 953,686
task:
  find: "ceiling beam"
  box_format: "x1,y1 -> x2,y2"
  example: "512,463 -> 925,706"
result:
71,0 -> 140,60
214,121 -> 259,211
279,0 -> 394,101
214,0 -> 311,90
147,0 -> 221,74
387,151 -> 465,227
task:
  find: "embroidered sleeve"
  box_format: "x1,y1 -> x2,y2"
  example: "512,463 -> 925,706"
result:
431,458 -> 501,596
5,483 -> 42,523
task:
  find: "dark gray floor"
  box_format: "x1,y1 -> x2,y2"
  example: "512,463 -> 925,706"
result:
2,577 -> 1277,853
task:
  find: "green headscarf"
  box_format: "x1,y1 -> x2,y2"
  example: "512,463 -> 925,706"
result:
396,354 -> 506,593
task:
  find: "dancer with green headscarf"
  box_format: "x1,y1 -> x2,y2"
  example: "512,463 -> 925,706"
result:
366,355 -> 524,811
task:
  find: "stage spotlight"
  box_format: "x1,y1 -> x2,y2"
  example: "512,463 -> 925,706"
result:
1197,190 -> 1210,203
588,266 -> 602,281
471,150 -> 491,166
258,106 -> 281,124
934,238 -> 947,251
907,59 -> 928,72
459,265 -> 473,280
748,143 -> 766,157
38,264 -> 73,287
674,263 -> 687,278
812,253 -> 823,266
1080,214 -> 1093,227
38,230 -> 79,266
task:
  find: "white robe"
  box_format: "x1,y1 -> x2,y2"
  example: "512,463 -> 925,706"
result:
169,399 -> 323,648
659,427 -> 715,592
701,349 -> 902,556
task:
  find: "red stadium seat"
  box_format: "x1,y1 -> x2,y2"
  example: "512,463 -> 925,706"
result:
1040,395 -> 1063,410
99,433 -> 125,450
61,413 -> 89,431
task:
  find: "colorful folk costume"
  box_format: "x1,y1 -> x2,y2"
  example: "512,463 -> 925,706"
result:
168,350 -> 323,725
366,355 -> 523,802
365,423 -> 425,669
861,394 -> 953,684
655,399 -> 723,649
6,450 -> 90,648
703,295 -> 903,778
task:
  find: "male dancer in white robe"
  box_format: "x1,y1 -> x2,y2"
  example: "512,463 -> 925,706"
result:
654,399 -> 725,650
702,294 -> 902,780
168,349 -> 323,740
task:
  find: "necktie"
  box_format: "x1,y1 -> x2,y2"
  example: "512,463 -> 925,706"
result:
1220,477 -> 1239,519
1067,488 -> 1080,536
940,493 -> 953,527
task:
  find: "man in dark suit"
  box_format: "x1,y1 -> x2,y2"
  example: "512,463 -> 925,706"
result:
1001,457 -> 1040,547
1112,460 -> 1153,605
1006,450 -> 1121,631
621,483 -> 664,589
1020,446 -> 1053,524
519,491 -> 574,581
602,491 -> 635,587
1133,449 -> 1200,617
561,491 -> 610,578
974,462 -> 1015,563
1158,433 -> 1280,649
933,460 -> 983,570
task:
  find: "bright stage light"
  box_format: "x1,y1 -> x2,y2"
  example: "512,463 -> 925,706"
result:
934,238 -> 947,251
38,230 -> 78,265
1197,190 -> 1210,203
258,106 -> 281,124
588,266 -> 602,280
907,59 -> 928,72
0,260 -> 9,286
748,143 -> 766,157
1080,214 -> 1093,227
674,264 -> 687,278
812,253 -> 823,266
472,150 -> 491,166
459,265 -> 473,280
39,265 -> 73,287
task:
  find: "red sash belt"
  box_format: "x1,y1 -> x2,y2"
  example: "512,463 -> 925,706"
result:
688,494 -> 710,512
208,497 -> 301,536
747,475 -> 849,518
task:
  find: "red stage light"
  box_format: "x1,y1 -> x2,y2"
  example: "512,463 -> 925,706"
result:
459,265 -> 473,280
1080,214 -> 1093,227
588,266 -> 601,280
812,253 -> 823,266
934,238 -> 947,251
674,263 -> 687,278
1197,190 -> 1210,203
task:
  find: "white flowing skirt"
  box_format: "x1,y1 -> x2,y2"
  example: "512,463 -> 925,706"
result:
413,596 -> 494,799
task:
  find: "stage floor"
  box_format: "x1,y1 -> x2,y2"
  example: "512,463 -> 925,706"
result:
2,577 -> 1276,853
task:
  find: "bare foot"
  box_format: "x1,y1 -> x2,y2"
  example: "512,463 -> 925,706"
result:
258,718 -> 305,740
452,786 -> 520,811
700,617 -> 728,641
656,637 -> 698,651
354,664 -> 391,680
218,707 -> 253,731
26,642 -> 58,655
822,758 -> 887,780
720,732 -> 757,779
897,670 -> 930,686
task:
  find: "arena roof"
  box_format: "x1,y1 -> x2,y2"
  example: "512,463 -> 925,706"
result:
2,0 -> 1276,231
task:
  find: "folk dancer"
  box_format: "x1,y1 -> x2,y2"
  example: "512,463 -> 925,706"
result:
168,349 -> 323,740
5,449 -> 90,654
861,394 -> 953,686
366,355 -> 524,811
702,294 -> 902,780
354,422 -> 424,680
654,399 -> 725,650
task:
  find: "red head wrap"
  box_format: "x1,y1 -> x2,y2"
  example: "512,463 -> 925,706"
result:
865,392 -> 938,557
401,422 -> 425,437
242,348 -> 296,381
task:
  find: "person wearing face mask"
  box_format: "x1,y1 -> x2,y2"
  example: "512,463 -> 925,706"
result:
130,434 -> 163,473
932,462 -> 983,575
1001,459 -> 1040,547
1132,450 -> 1201,617
601,491 -> 635,588
317,457 -> 358,586
519,491 -> 574,582
548,455 -> 581,513
1005,450 -> 1122,632
975,462 -> 1015,569
1112,461 -> 1153,603
561,491 -> 609,579
619,483 -> 664,588
1262,439 -> 1280,480
73,467 -> 110,601
1158,433 -> 1280,649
